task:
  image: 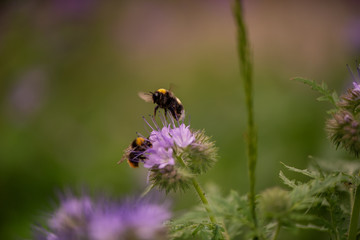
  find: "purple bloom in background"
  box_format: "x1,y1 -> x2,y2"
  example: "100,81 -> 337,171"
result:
6,68 -> 48,123
33,193 -> 170,240
170,123 -> 195,148
49,196 -> 93,231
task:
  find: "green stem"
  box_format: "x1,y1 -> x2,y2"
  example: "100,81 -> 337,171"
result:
176,155 -> 216,224
348,185 -> 360,240
176,154 -> 229,240
190,177 -> 217,224
271,222 -> 281,240
233,0 -> 258,231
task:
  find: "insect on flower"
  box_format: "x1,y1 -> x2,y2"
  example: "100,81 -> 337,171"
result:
119,137 -> 152,168
138,88 -> 185,121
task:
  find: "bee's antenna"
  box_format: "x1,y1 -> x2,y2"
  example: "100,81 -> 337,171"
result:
356,59 -> 360,79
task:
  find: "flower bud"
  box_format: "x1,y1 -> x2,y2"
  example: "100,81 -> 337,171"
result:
148,164 -> 193,193
182,130 -> 218,174
259,187 -> 290,221
326,110 -> 360,156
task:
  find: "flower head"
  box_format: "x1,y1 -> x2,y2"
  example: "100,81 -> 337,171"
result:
121,114 -> 218,193
144,147 -> 175,169
259,187 -> 291,221
33,193 -> 171,240
47,194 -> 93,239
149,125 -> 174,149
326,110 -> 360,156
170,123 -> 195,148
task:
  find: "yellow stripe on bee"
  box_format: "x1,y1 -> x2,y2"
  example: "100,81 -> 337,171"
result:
127,159 -> 138,168
157,88 -> 167,94
136,137 -> 145,146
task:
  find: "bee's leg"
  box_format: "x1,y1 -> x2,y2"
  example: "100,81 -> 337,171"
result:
154,105 -> 159,117
164,108 -> 168,119
169,107 -> 177,120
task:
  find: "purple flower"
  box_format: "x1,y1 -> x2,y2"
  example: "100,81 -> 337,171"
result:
353,82 -> 360,92
48,195 -> 93,238
149,125 -> 174,149
170,123 -> 195,148
144,147 -> 175,169
33,193 -> 171,240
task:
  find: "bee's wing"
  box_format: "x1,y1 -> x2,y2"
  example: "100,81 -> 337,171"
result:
138,92 -> 153,103
175,97 -> 182,104
118,146 -> 131,164
179,109 -> 185,121
117,154 -> 127,164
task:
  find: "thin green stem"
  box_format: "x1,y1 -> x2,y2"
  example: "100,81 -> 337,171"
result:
348,185 -> 360,240
271,222 -> 281,240
176,155 -> 216,223
190,177 -> 217,224
175,154 -> 229,240
233,0 -> 258,231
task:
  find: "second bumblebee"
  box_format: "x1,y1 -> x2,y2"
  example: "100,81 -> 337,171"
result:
120,137 -> 152,168
139,88 -> 185,120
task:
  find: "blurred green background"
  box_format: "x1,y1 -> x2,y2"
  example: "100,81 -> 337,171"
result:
1,0 -> 360,239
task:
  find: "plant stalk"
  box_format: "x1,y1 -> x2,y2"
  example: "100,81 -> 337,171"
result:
271,222 -> 281,240
348,184 -> 360,240
176,154 -> 216,223
233,0 -> 258,230
176,154 -> 229,240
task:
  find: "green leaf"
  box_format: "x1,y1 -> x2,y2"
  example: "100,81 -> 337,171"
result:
211,225 -> 225,240
295,223 -> 329,232
292,77 -> 339,108
281,162 -> 319,178
279,170 -> 297,188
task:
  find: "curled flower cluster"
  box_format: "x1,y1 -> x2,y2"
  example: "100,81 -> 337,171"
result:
123,114 -> 218,193
144,116 -> 217,192
327,79 -> 360,156
327,110 -> 360,156
33,193 -> 170,240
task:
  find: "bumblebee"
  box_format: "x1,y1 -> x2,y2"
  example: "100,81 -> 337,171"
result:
119,137 -> 152,168
138,88 -> 185,120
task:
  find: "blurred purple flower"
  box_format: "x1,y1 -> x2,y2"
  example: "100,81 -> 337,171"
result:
346,18 -> 360,51
49,195 -> 93,231
6,68 -> 48,122
34,193 -> 170,240
51,0 -> 97,20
